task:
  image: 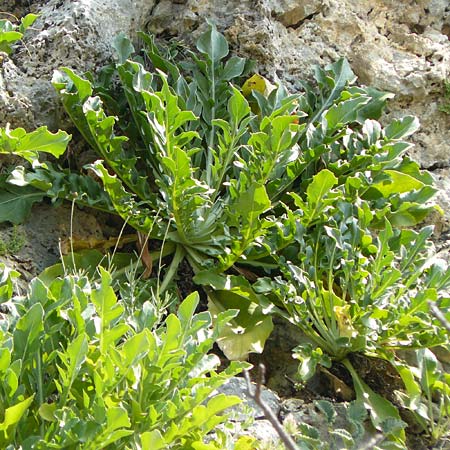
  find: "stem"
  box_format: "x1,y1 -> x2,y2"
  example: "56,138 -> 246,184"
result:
36,349 -> 45,436
159,244 -> 185,293
244,364 -> 298,450
206,63 -> 216,186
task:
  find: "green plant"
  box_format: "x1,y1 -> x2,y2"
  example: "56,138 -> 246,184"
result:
0,13 -> 37,55
395,348 -> 450,444
1,24 -> 449,447
1,25 -> 437,360
255,195 -> 450,443
438,80 -> 450,114
0,225 -> 26,255
0,260 -> 248,448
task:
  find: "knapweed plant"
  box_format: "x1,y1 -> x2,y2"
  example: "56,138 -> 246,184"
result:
1,23 -> 449,447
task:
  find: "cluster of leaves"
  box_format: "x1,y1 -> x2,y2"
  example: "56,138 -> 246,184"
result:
1,24 -> 450,448
0,260 -> 248,449
0,13 -> 37,55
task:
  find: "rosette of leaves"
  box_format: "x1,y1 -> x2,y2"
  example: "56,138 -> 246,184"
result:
2,25 -> 438,362
254,182 -> 450,445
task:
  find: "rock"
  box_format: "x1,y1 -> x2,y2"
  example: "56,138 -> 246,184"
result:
215,376 -> 281,421
1,0 -> 156,129
0,203 -> 105,290
267,0 -> 324,28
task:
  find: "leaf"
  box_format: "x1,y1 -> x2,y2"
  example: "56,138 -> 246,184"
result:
228,86 -> 251,125
306,169 -> 338,205
58,334 -> 88,401
222,56 -> 246,80
0,179 -> 45,225
141,430 -> 166,450
196,23 -> 229,62
106,406 -> 131,431
309,58 -> 356,124
0,126 -> 71,163
371,170 -> 425,197
0,395 -> 34,440
384,116 -> 420,140
232,182 -> 270,221
13,303 -> 44,358
324,96 -> 369,129
38,403 -> 57,422
19,13 -> 39,33
200,275 -> 274,360
112,32 -> 134,64
0,30 -> 22,54
343,359 -> 406,442
242,74 -> 272,98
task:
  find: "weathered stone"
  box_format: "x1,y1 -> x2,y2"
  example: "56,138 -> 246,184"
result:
0,0 -> 155,129
215,376 -> 280,421
267,0 -> 324,28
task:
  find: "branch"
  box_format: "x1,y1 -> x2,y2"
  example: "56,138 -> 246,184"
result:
244,364 -> 298,450
428,301 -> 450,333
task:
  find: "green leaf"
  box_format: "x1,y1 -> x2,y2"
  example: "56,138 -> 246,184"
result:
141,430 -> 166,450
0,29 -> 22,54
0,178 -> 45,224
202,277 -> 274,360
58,334 -> 88,402
0,395 -> 34,440
112,32 -> 134,64
306,169 -> 338,205
228,86 -> 251,125
384,116 -> 420,140
19,13 -> 38,33
38,403 -> 57,422
291,169 -> 339,226
196,23 -> 229,62
106,406 -> 131,431
0,126 -> 71,163
371,170 -> 425,197
343,359 -> 406,442
309,57 -> 356,124
222,56 -> 246,80
232,182 -> 270,220
13,303 -> 44,358
324,96 -> 369,129
315,399 -> 337,424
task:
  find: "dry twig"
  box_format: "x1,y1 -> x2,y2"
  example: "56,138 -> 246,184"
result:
244,364 -> 298,450
428,301 -> 450,333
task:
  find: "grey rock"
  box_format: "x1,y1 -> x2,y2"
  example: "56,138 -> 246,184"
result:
216,376 -> 281,421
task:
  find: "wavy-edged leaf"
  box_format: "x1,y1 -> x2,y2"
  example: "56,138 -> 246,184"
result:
0,126 -> 70,163
384,116 -> 420,140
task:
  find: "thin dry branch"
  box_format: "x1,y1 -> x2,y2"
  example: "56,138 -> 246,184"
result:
244,364 -> 298,450
428,301 -> 450,333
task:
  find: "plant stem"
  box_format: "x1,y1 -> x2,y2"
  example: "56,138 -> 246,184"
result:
36,349 -> 45,436
159,244 -> 185,293
244,364 -> 298,450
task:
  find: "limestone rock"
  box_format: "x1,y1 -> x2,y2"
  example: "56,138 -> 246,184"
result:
215,376 -> 281,421
267,0 -> 324,28
0,0 -> 155,129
